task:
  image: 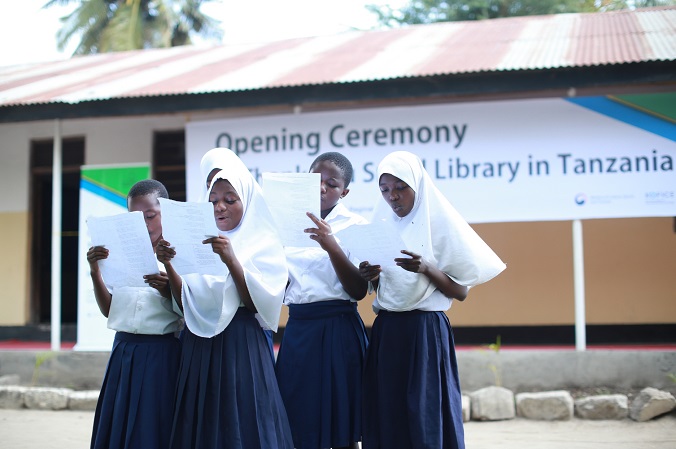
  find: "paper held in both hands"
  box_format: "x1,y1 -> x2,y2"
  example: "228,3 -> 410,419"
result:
157,198 -> 224,276
86,211 -> 159,289
335,220 -> 408,267
262,172 -> 321,248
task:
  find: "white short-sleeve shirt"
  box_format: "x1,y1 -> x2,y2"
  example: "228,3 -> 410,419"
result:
107,285 -> 183,335
284,203 -> 367,305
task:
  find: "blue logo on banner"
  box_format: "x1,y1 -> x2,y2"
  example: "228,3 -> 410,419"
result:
575,193 -> 587,205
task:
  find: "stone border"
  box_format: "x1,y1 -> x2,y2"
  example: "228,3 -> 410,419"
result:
463,386 -> 676,423
2,384 -> 674,423
0,386 -> 98,411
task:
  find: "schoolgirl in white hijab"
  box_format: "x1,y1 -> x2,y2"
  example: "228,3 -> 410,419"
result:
359,150 -> 505,449
181,147 -> 287,336
157,148 -> 293,449
196,147 -> 278,358
365,150 -> 505,312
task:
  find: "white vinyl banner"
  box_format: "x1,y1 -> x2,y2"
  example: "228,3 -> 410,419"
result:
75,164 -> 150,351
75,187 -> 122,351
186,98 -> 675,223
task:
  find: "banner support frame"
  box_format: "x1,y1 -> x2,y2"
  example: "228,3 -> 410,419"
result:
573,219 -> 586,351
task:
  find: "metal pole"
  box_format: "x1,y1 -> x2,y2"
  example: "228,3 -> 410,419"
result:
572,219 -> 586,351
51,119 -> 62,351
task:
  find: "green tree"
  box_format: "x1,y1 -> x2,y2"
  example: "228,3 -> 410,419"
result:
597,0 -> 675,11
366,0 -> 643,27
43,0 -> 223,55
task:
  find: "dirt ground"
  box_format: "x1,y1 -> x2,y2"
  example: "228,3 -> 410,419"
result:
1,408 -> 675,449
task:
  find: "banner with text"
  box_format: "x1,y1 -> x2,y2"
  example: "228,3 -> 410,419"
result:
75,164 -> 150,351
186,97 -> 675,223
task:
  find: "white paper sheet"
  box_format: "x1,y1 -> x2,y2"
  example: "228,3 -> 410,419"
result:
262,172 -> 321,247
158,198 -> 225,276
334,220 -> 409,267
86,211 -> 159,288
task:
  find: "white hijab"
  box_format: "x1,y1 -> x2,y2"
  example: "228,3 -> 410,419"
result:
372,151 -> 505,310
181,148 -> 288,337
200,147 -> 234,201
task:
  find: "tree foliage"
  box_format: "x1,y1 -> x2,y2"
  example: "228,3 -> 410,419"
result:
43,0 -> 223,55
367,0 -> 675,27
597,0 -> 676,11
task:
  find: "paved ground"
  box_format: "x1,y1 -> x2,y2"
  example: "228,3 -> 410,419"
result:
1,408 -> 675,449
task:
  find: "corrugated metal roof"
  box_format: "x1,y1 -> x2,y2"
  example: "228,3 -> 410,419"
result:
0,7 -> 674,107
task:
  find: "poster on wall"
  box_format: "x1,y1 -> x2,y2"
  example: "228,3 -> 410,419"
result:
75,164 -> 150,351
186,96 -> 676,223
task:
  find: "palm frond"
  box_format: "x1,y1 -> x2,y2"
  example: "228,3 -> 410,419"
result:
42,0 -> 82,9
101,3 -> 145,51
56,0 -> 111,53
52,0 -> 223,55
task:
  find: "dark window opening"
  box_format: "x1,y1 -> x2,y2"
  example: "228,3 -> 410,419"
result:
30,138 -> 85,324
153,130 -> 186,201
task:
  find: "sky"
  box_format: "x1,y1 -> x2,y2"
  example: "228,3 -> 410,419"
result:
0,0 -> 407,67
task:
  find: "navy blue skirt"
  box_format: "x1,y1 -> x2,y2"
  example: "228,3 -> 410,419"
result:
263,328 -> 275,362
362,310 -> 465,449
276,300 -> 368,449
170,307 -> 294,449
91,331 -> 181,449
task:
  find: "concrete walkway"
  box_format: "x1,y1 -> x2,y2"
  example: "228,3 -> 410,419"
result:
1,409 -> 675,449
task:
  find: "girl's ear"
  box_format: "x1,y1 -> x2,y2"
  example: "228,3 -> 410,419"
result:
340,188 -> 350,199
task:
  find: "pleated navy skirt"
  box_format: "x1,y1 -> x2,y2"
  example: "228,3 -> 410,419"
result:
170,307 -> 294,449
91,331 -> 181,449
263,328 -> 275,362
276,300 -> 368,449
362,310 -> 465,449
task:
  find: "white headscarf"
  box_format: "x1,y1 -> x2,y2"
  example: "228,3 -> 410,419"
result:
181,148 -> 288,336
372,151 -> 505,310
200,147 -> 234,201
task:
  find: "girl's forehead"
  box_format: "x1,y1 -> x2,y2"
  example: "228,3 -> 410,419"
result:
128,192 -> 158,203
379,173 -> 404,183
128,193 -> 159,211
313,159 -> 336,169
210,178 -> 238,194
313,160 -> 343,175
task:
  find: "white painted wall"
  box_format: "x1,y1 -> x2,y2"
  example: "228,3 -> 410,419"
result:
75,115 -> 187,166
0,114 -> 187,213
0,106 -> 291,214
0,121 -> 47,212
